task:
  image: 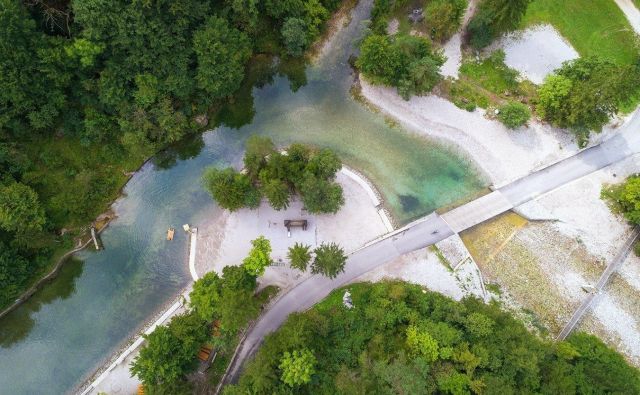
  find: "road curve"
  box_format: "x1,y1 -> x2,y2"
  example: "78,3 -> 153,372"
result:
224,111 -> 640,386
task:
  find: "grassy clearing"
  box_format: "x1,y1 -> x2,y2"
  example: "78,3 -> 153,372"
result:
459,51 -> 520,94
439,51 -> 537,112
21,136 -> 142,229
521,0 -> 639,65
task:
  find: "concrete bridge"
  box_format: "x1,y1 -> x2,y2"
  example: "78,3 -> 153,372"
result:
222,111 -> 640,387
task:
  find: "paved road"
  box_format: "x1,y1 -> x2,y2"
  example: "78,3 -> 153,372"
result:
557,226 -> 640,341
224,111 -> 640,385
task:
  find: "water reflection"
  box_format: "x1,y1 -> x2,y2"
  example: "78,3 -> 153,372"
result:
0,258 -> 83,348
152,134 -> 206,170
214,56 -> 310,130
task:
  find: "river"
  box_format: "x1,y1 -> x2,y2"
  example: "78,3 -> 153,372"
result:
0,1 -> 485,393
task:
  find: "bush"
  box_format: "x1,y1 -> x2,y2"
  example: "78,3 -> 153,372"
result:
601,176 -> 640,225
497,101 -> 531,129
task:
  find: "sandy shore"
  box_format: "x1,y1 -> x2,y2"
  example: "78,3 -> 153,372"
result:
360,77 -> 624,187
195,170 -> 390,292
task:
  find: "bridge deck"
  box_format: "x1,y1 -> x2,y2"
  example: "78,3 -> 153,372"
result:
441,191 -> 513,233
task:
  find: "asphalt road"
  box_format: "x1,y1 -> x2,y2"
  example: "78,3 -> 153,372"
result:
225,111 -> 640,385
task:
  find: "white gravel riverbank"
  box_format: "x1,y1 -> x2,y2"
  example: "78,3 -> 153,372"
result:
360,78 -> 623,187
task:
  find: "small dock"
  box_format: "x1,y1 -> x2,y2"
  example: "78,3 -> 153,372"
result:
90,227 -> 101,250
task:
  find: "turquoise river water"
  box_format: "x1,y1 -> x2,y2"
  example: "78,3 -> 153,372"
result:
0,1 -> 486,393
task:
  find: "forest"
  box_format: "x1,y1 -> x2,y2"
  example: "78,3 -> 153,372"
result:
227,281 -> 640,394
0,0 -> 341,309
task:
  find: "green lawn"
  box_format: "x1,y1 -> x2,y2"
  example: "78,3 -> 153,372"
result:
521,0 -> 639,65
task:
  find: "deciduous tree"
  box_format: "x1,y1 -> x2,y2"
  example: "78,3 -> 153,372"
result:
203,167 -> 261,211
279,348 -> 317,386
194,16 -> 251,99
242,236 -> 273,276
0,183 -> 45,234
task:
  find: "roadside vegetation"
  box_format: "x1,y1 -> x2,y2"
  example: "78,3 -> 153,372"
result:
602,175 -> 640,226
288,242 -> 348,278
226,281 -> 640,394
130,237 -> 278,393
0,0 -> 344,311
130,236 -> 350,392
203,136 -> 345,214
537,57 -> 637,145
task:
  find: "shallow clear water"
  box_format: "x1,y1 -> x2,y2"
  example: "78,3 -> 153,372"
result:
0,1 -> 486,393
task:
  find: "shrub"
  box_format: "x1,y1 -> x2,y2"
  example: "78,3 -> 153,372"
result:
601,176 -> 640,225
497,101 -> 531,129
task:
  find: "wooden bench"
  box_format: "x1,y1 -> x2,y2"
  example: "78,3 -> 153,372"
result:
284,219 -> 308,231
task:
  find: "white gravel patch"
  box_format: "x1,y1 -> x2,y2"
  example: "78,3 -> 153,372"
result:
517,154 -> 640,261
356,234 -> 485,300
589,293 -> 640,365
619,253 -> 640,291
487,25 -> 579,84
441,33 -> 462,78
387,18 -> 399,35
440,0 -> 478,78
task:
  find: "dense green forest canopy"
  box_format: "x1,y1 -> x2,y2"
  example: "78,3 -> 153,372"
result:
0,0 -> 340,309
227,281 -> 640,394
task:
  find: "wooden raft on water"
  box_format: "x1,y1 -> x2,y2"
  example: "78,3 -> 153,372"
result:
166,227 -> 175,240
